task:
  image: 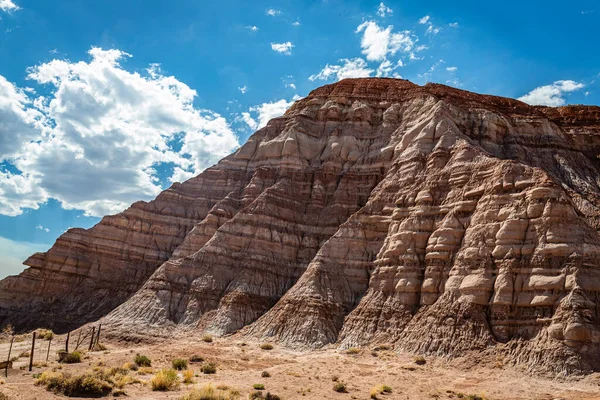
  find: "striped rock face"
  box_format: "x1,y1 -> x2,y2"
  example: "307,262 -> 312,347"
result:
2,78 -> 600,374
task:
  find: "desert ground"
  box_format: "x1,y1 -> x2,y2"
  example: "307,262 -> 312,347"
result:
0,331 -> 599,400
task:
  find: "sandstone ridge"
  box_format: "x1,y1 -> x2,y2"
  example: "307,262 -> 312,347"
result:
2,78 -> 600,374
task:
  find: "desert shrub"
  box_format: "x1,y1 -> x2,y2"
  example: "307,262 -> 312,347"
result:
202,334 -> 214,343
248,391 -> 264,400
261,371 -> 271,378
346,347 -> 360,355
331,375 -> 339,382
151,369 -> 179,391
182,383 -> 241,400
264,394 -> 281,400
253,384 -> 265,390
333,381 -> 347,393
190,355 -> 204,363
259,343 -> 273,351
18,351 -> 30,358
37,329 -> 55,341
61,351 -> 82,364
370,384 -> 393,398
172,358 -> 188,370
122,362 -> 138,371
201,362 -> 217,374
413,355 -> 426,365
36,370 -> 113,397
183,369 -> 194,384
134,354 -> 152,367
372,344 -> 391,351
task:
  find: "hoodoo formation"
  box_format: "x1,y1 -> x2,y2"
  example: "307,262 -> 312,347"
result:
2,78 -> 600,374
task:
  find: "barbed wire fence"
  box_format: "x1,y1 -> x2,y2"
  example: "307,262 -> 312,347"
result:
1,324 -> 103,379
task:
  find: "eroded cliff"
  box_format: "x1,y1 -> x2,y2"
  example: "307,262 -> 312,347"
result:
2,78 -> 600,374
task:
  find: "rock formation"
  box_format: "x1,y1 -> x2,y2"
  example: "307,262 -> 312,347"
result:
1,78 -> 600,374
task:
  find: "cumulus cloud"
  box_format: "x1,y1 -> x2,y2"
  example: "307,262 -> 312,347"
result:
376,59 -> 402,77
266,9 -> 281,16
356,21 -> 414,61
246,25 -> 259,31
0,0 -> 19,12
249,99 -> 295,129
376,2 -> 393,17
292,21 -> 301,26
446,66 -> 457,72
238,85 -> 248,94
271,42 -> 294,55
0,47 -> 239,217
518,80 -> 585,107
241,112 -> 258,130
309,58 -> 374,81
418,15 -> 431,24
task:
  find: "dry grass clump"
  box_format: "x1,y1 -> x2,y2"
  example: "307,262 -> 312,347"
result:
182,383 -> 241,400
172,358 -> 188,370
259,343 -> 274,350
249,391 -> 281,400
346,347 -> 360,355
201,362 -> 217,374
134,354 -> 152,367
35,370 -> 113,397
183,369 -> 194,384
36,328 -> 55,341
261,371 -> 271,378
60,351 -> 82,364
413,355 -> 426,365
370,384 -> 393,399
333,381 -> 347,393
202,334 -> 214,343
150,369 -> 179,391
190,355 -> 205,363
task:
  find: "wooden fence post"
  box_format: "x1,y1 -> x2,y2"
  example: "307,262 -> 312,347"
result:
75,330 -> 82,350
46,336 -> 52,362
65,331 -> 71,353
95,324 -> 101,348
5,336 -> 14,378
28,332 -> 36,372
88,327 -> 96,351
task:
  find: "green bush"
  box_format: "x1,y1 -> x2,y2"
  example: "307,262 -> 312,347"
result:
333,381 -> 347,393
36,370 -> 113,397
253,384 -> 265,390
61,351 -> 82,364
150,369 -> 179,391
259,343 -> 273,351
201,362 -> 217,374
172,358 -> 188,370
134,354 -> 152,367
202,334 -> 214,343
189,355 -> 204,363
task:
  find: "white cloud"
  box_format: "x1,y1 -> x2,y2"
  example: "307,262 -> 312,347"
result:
286,83 -> 296,89
292,21 -> 301,26
0,0 -> 19,12
376,2 -> 393,17
238,85 -> 248,94
0,47 -> 239,217
0,236 -> 49,279
241,112 -> 258,130
246,25 -> 259,31
419,15 -> 431,24
446,78 -> 463,87
446,66 -> 457,72
266,9 -> 281,16
518,80 -> 585,107
449,22 -> 459,28
426,25 -> 440,35
271,42 -> 294,55
356,21 -> 414,62
35,225 -> 50,233
309,58 -> 374,81
376,59 -> 403,77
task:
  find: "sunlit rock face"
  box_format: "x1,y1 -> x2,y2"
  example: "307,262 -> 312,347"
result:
2,78 -> 600,374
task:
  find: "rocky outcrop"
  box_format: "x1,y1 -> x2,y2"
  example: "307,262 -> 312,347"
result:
2,78 -> 600,374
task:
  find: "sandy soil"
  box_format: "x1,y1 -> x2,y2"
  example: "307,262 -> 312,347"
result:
0,332 -> 599,400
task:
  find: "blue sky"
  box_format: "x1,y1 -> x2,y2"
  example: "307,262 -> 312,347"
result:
0,0 -> 598,278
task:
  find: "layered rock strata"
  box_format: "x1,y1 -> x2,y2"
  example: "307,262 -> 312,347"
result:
2,78 -> 600,374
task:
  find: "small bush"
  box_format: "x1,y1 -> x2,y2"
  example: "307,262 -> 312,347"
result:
37,329 -> 55,341
172,358 -> 188,370
190,355 -> 205,363
150,369 -> 179,391
370,384 -> 393,398
202,334 -> 214,343
331,375 -> 339,382
134,354 -> 152,367
346,347 -> 360,355
249,391 -> 264,400
36,370 -> 113,397
201,362 -> 217,374
372,344 -> 391,351
259,343 -> 273,351
183,369 -> 194,384
182,383 -> 241,400
253,384 -> 265,390
414,355 -> 426,365
333,381 -> 347,393
122,362 -> 138,371
261,371 -> 271,378
61,351 -> 82,364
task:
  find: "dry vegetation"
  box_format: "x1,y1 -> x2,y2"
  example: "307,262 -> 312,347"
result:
1,333 -> 600,399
